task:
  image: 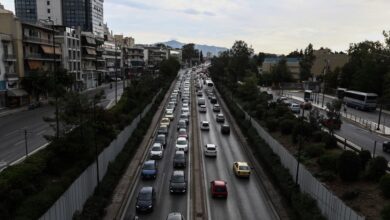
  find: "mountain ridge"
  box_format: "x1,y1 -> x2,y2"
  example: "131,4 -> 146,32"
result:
159,40 -> 228,56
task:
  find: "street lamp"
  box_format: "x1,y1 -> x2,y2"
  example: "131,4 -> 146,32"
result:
40,18 -> 60,139
322,59 -> 330,108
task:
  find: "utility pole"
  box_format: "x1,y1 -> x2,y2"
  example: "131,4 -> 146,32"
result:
114,37 -> 118,104
93,97 -> 100,186
24,129 -> 28,158
322,59 -> 329,108
377,103 -> 383,130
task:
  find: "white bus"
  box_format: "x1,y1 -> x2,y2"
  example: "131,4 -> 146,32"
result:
344,90 -> 377,111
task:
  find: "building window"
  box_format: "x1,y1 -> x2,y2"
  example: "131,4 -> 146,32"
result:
47,1 -> 50,5
47,9 -> 50,13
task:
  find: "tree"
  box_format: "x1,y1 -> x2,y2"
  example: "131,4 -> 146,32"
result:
237,72 -> 259,101
287,50 -> 303,58
271,58 -> 293,84
299,43 -> 316,81
325,99 -> 343,135
200,51 -> 204,63
324,67 -> 340,89
228,40 -> 254,84
182,43 -> 197,65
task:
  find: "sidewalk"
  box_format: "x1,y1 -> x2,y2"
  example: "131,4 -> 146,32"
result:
287,94 -> 390,135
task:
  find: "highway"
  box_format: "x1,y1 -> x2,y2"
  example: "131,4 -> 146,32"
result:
0,82 -> 124,166
197,82 -> 277,219
124,71 -> 190,220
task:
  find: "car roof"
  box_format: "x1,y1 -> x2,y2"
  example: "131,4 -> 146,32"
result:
145,160 -> 156,165
206,144 -> 216,148
152,143 -> 162,147
167,212 -> 183,219
222,124 -> 230,127
217,113 -> 224,116
202,121 -> 209,123
179,128 -> 187,132
177,137 -> 187,141
175,151 -> 185,155
200,105 -> 206,107
235,161 -> 249,166
213,180 -> 226,186
173,170 -> 185,176
140,186 -> 153,193
157,134 -> 166,137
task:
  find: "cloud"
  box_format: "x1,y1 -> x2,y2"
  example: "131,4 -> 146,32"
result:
181,8 -> 215,16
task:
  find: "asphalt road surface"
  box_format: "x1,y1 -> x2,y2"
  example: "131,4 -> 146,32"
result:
0,82 -> 124,165
124,71 -> 189,220
197,88 -> 277,219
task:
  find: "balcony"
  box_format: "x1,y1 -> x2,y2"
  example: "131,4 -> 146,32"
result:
3,54 -> 17,62
23,36 -> 54,45
24,53 -> 61,61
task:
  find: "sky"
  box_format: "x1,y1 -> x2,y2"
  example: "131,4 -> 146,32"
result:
2,0 -> 390,54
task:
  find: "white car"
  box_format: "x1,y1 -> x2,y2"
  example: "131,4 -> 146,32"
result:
150,143 -> 164,159
204,144 -> 217,157
176,137 -> 189,152
200,121 -> 210,131
165,109 -> 174,120
182,107 -> 190,115
289,103 -> 301,113
199,105 -> 207,113
182,103 -> 189,108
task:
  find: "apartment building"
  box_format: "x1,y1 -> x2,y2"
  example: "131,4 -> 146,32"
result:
311,48 -> 349,78
143,45 -> 169,69
262,57 -> 301,80
102,41 -> 121,80
55,27 -> 82,91
81,32 -> 97,89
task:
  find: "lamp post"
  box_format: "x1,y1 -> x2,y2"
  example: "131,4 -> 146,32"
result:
40,18 -> 60,139
322,59 -> 329,108
114,37 -> 118,104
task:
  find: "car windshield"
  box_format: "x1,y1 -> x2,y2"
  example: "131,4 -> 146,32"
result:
175,154 -> 184,159
139,191 -> 152,200
152,146 -> 161,151
143,163 -> 155,170
177,140 -> 187,145
179,130 -> 186,135
203,123 -> 209,127
215,186 -> 226,192
171,175 -> 185,183
239,166 -> 250,170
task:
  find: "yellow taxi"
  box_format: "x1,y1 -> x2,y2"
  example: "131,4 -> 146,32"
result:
233,162 -> 251,178
160,117 -> 171,127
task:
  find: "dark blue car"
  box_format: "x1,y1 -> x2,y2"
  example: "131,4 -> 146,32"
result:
141,160 -> 158,179
136,186 -> 156,213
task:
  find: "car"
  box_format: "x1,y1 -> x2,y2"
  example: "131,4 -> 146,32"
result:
216,113 -> 225,123
165,110 -> 174,121
169,170 -> 187,193
173,151 -> 186,168
166,104 -> 175,112
150,143 -> 164,159
210,97 -> 217,104
200,121 -> 210,131
197,91 -> 203,97
221,124 -> 230,135
136,186 -> 156,213
157,125 -> 168,135
155,134 -> 166,147
166,212 -> 185,220
198,98 -> 206,106
176,137 -> 189,152
179,113 -> 189,125
277,96 -> 288,103
204,144 -> 217,157
320,118 -> 341,130
182,103 -> 189,108
161,117 -> 170,127
300,101 -> 312,110
177,119 -> 187,130
210,180 -> 228,198
178,128 -> 188,139
181,107 -> 190,115
213,104 -> 221,112
383,141 -> 390,153
199,104 -> 207,113
233,162 -> 251,178
141,160 -> 158,179
289,103 -> 301,113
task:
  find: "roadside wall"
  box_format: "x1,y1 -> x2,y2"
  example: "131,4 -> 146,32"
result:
39,91 -> 160,220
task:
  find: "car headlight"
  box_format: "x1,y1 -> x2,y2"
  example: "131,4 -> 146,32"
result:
148,205 -> 152,208
136,205 -> 139,208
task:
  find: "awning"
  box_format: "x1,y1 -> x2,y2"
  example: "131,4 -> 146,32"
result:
41,45 -> 62,55
86,48 -> 97,55
28,61 -> 42,70
86,37 -> 96,45
7,89 -> 28,97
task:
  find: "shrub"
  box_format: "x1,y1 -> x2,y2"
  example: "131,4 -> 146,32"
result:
338,151 -> 361,181
279,119 -> 296,135
318,153 -> 340,172
381,203 -> 390,220
359,150 -> 372,169
380,174 -> 390,198
365,156 -> 388,181
291,192 -> 326,220
265,118 -> 278,132
304,143 -> 325,158
341,190 -> 360,200
321,133 -> 337,149
315,171 -> 337,182
312,131 -> 323,142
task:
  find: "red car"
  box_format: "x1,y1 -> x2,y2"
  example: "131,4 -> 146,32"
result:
210,180 -> 228,198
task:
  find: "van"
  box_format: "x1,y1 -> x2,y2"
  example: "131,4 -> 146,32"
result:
198,98 -> 205,106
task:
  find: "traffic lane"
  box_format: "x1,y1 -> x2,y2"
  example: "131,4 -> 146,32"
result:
124,88 -> 188,219
198,98 -> 276,220
0,106 -> 54,163
290,91 -> 390,128
336,122 -> 390,160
